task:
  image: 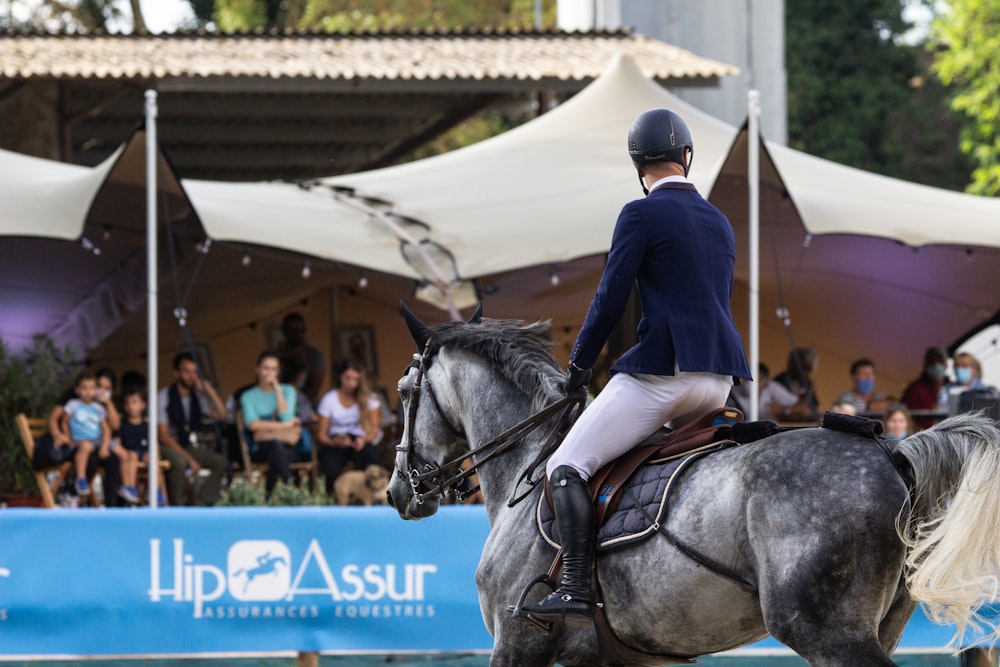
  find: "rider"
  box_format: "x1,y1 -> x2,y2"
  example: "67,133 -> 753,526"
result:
522,108 -> 752,625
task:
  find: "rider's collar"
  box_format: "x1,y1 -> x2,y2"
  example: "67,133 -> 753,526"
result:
647,174 -> 689,194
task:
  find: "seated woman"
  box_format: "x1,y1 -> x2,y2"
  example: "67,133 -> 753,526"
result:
316,359 -> 382,496
240,351 -> 304,495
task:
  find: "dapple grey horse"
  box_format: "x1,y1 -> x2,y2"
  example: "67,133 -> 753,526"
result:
387,312 -> 1000,667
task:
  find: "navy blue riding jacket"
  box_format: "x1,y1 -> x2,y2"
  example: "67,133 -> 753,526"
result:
570,181 -> 752,381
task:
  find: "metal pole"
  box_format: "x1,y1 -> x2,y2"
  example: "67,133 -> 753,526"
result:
145,90 -> 159,509
748,89 -> 761,421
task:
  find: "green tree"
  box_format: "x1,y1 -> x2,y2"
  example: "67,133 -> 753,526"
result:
786,0 -> 970,189
787,0 -> 916,172
204,0 -> 554,34
930,0 -> 1000,196
2,0 -> 147,32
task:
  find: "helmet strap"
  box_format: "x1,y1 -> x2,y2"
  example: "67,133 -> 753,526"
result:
637,169 -> 649,195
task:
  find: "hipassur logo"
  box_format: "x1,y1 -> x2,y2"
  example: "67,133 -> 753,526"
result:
149,538 -> 437,619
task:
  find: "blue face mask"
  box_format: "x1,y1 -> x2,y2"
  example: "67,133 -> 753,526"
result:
955,367 -> 973,384
855,378 -> 875,395
926,363 -> 946,380
886,432 -> 907,441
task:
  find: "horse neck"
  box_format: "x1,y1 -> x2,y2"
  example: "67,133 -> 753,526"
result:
441,353 -> 549,524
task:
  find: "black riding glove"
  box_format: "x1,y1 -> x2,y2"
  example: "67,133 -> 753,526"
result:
565,362 -> 592,396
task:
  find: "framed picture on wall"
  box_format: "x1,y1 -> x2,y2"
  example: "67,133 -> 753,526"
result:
336,324 -> 378,377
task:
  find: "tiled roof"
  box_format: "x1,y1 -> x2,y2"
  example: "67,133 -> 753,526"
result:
0,29 -> 737,84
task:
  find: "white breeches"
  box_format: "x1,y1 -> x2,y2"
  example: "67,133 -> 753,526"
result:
547,370 -> 734,480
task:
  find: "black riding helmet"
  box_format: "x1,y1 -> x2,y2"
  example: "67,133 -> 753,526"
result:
627,108 -> 693,194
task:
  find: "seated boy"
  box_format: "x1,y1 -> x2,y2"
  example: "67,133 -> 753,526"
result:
60,370 -> 112,498
118,387 -> 167,506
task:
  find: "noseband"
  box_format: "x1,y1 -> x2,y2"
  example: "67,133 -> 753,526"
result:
395,339 -> 585,506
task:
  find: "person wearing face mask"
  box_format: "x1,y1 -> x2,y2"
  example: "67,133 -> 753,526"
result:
834,358 -> 895,416
945,352 -> 999,415
883,407 -> 915,442
901,346 -> 949,428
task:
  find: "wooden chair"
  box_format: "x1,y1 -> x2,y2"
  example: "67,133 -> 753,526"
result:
135,458 -> 171,505
16,413 -> 71,509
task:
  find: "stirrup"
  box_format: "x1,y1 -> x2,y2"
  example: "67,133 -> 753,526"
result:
507,574 -> 558,634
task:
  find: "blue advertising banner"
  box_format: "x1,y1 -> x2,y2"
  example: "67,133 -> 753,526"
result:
0,506 -> 493,657
0,505 -> 989,657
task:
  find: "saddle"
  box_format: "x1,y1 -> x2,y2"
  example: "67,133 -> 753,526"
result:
584,406 -> 744,529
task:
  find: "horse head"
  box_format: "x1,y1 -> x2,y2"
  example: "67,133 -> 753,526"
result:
388,302 -> 483,519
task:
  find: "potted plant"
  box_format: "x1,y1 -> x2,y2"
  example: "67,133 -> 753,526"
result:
0,335 -> 77,506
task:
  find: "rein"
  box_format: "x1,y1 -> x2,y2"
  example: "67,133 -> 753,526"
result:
396,340 -> 585,506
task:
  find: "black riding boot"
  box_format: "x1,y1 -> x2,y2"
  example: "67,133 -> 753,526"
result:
522,465 -> 596,626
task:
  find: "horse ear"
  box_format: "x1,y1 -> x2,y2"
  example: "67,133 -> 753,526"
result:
400,300 -> 430,350
467,302 -> 483,325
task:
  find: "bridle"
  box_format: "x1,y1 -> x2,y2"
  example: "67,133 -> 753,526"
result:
395,339 -> 586,506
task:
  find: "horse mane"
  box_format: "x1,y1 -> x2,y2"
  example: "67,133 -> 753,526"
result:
426,317 -> 566,411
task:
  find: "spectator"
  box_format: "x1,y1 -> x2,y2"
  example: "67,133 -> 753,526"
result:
240,350 -> 307,495
728,363 -> 798,422
901,347 -> 949,428
157,352 -> 228,506
945,352 -> 999,415
95,367 -> 122,432
835,358 -> 894,415
950,352 -> 989,392
277,312 -> 326,409
773,347 -> 820,420
883,406 -> 915,442
59,370 -> 114,499
118,387 -> 167,506
42,377 -> 118,506
316,358 -> 382,495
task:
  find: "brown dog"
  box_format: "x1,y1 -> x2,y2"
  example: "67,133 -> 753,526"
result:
334,464 -> 390,506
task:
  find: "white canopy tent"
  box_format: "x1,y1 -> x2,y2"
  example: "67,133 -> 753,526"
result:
4,54 -> 1000,400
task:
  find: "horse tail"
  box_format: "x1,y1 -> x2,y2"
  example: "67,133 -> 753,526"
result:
894,412 -> 1000,644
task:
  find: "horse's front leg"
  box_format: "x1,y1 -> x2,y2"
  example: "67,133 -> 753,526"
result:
487,612 -> 560,667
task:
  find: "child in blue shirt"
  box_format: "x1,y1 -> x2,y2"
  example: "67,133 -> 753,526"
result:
61,370 -> 111,497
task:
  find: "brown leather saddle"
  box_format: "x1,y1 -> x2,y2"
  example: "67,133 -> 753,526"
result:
584,406 -> 743,529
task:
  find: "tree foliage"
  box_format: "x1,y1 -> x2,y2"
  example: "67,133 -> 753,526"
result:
207,0 -> 554,32
930,0 -> 1000,196
786,0 -> 971,190
2,0 -> 144,32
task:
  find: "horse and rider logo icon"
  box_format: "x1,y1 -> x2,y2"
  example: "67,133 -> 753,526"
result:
227,540 -> 291,602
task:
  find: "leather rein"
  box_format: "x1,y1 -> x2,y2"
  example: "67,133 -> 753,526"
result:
395,339 -> 586,507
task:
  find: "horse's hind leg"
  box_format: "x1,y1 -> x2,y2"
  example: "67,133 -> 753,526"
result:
785,635 -> 898,667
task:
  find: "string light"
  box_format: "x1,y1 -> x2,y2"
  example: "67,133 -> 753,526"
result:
549,266 -> 561,286
80,237 -> 101,256
301,262 -> 312,279
241,251 -> 252,267
358,271 -> 369,289
102,225 -> 112,240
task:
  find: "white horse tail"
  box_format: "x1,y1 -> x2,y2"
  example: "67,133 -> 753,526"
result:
895,412 -> 1000,644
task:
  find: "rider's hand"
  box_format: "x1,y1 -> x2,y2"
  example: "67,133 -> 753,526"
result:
565,362 -> 592,396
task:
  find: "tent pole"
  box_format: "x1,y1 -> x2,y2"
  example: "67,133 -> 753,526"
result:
145,90 -> 160,509
748,90 -> 761,421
